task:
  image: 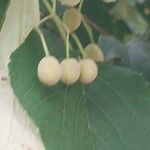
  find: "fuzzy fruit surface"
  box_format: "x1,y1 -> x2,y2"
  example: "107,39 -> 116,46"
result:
63,8 -> 82,33
37,56 -> 61,86
85,43 -> 104,62
60,58 -> 81,85
79,59 -> 98,84
60,0 -> 81,7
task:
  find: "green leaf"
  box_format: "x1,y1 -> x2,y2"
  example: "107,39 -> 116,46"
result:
9,31 -> 150,150
0,0 -> 10,30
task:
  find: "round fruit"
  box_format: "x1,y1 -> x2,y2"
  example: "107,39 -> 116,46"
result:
37,56 -> 61,86
85,43 -> 104,62
63,8 -> 82,33
59,0 -> 81,7
60,58 -> 81,84
79,59 -> 98,84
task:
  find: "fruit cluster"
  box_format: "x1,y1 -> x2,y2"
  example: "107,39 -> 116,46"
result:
38,42 -> 104,86
38,56 -> 98,86
37,0 -> 104,86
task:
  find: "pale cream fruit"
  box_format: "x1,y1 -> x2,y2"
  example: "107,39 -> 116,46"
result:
85,43 -> 104,62
79,59 -> 98,84
37,56 -> 61,86
60,58 -> 81,84
63,8 -> 82,33
60,0 -> 81,7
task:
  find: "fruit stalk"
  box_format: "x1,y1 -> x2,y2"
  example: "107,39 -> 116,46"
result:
35,27 -> 50,56
42,0 -> 85,58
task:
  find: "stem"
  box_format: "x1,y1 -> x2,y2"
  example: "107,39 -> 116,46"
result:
66,30 -> 70,58
42,0 -> 73,51
55,14 -> 85,57
52,0 -> 56,14
42,0 -> 66,41
39,14 -> 53,25
39,0 -> 55,26
72,33 -> 86,58
78,0 -> 84,11
18,0 -> 24,44
35,27 -> 50,56
51,11 -> 86,57
42,0 -> 85,56
82,16 -> 94,43
84,15 -> 109,36
54,14 -> 85,57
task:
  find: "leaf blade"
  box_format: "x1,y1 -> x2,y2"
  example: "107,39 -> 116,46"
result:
9,31 -> 150,150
